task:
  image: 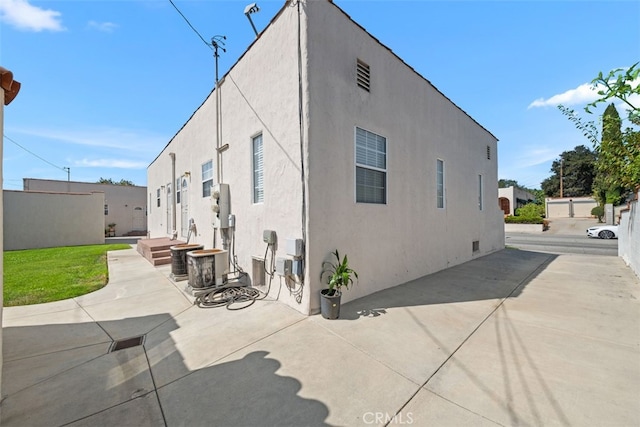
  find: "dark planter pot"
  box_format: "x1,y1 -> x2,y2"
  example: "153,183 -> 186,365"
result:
320,289 -> 342,319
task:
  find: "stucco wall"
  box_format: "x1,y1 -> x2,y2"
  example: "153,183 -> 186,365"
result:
546,197 -> 597,218
148,4 -> 306,311
4,190 -> 105,250
305,0 -> 504,310
618,192 -> 639,279
23,179 -> 147,236
148,0 -> 503,315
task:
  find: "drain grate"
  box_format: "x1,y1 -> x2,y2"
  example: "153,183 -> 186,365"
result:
110,335 -> 145,352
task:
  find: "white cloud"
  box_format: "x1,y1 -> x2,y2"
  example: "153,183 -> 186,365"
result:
517,147 -> 559,168
0,0 -> 65,32
13,126 -> 164,154
73,158 -> 148,169
87,20 -> 118,33
528,83 -> 602,109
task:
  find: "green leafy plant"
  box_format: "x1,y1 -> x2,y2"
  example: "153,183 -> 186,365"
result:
504,216 -> 544,224
320,250 -> 358,296
515,203 -> 545,219
591,205 -> 605,222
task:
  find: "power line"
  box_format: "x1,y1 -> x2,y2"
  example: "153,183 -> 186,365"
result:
3,134 -> 67,172
168,0 -> 213,50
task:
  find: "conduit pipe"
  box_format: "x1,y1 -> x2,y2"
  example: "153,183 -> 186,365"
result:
169,152 -> 177,233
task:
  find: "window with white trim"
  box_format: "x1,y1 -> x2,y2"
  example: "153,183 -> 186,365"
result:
253,134 -> 264,203
176,177 -> 181,204
202,160 -> 213,198
355,127 -> 386,204
437,159 -> 445,209
478,174 -> 483,210
156,188 -> 161,208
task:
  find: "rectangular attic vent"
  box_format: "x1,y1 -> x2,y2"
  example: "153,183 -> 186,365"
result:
357,59 -> 370,92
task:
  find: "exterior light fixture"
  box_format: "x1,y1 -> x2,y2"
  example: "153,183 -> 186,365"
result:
244,3 -> 260,37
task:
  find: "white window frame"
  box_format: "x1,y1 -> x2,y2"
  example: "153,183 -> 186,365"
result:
355,127 -> 387,204
252,133 -> 264,204
437,159 -> 445,209
156,188 -> 161,208
202,160 -> 213,198
176,177 -> 181,204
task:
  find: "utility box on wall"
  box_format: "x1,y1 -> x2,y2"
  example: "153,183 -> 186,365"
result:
212,183 -> 230,228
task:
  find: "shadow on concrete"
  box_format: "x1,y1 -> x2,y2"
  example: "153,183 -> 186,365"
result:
337,249 -> 557,321
2,313 -> 330,427
157,350 -> 331,427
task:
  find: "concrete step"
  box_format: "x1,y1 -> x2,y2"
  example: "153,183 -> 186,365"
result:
151,256 -> 172,266
151,249 -> 171,259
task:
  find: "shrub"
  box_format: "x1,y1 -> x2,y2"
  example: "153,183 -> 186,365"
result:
504,216 -> 544,224
515,203 -> 545,219
591,205 -> 605,222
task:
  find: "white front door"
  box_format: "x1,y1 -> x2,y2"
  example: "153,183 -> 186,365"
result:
181,178 -> 189,237
166,183 -> 172,234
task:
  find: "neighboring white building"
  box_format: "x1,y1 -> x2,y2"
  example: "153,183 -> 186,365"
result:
498,186 -> 536,216
23,178 -> 147,236
147,0 -> 504,315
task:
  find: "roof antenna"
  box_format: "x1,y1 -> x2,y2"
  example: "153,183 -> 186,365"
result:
211,35 -> 226,85
244,3 -> 260,37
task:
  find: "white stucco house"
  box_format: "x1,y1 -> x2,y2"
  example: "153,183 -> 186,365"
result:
498,185 -> 536,216
147,0 -> 504,315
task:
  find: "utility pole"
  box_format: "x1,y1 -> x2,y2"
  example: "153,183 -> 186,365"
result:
63,166 -> 70,192
559,159 -> 564,198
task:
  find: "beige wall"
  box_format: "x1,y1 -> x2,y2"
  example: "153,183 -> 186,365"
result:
23,179 -> 147,236
545,197 -> 597,218
618,191 -> 639,279
4,190 -> 105,250
147,0 -> 504,315
305,0 -> 503,310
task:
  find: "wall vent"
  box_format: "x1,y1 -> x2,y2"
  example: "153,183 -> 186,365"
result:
356,59 -> 370,92
486,145 -> 491,160
472,240 -> 480,253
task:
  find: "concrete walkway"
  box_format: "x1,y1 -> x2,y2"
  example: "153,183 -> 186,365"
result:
2,247 -> 639,426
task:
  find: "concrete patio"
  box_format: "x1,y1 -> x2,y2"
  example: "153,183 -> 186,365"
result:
2,246 -> 639,426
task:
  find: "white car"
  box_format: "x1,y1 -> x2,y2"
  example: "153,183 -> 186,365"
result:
586,225 -> 619,239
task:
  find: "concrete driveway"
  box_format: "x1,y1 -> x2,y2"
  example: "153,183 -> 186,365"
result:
2,247 -> 639,426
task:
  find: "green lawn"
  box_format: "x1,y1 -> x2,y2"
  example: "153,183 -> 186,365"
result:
3,244 -> 131,307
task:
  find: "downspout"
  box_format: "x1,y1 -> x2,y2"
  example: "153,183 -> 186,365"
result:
169,152 -> 177,233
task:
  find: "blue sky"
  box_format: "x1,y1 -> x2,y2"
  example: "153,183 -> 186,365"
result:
1,0 -> 639,190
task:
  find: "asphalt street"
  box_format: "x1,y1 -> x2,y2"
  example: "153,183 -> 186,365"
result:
505,233 -> 618,256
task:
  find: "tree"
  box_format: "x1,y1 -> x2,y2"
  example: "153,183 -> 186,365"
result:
498,179 -> 520,189
97,177 -> 134,186
585,63 -> 640,189
541,145 -> 596,197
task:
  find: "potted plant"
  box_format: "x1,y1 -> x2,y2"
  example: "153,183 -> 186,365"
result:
319,250 -> 358,319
